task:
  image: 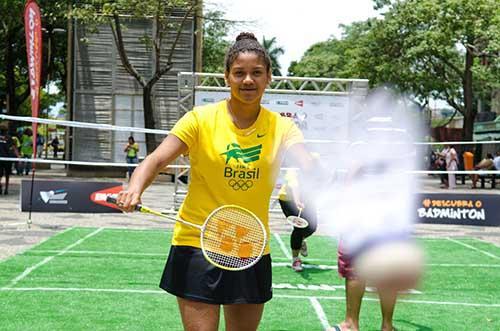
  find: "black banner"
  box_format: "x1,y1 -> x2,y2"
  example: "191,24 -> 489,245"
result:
416,193 -> 500,226
21,180 -> 123,213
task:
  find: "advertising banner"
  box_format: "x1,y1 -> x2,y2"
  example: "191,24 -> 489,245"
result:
194,91 -> 349,142
24,0 -> 42,158
21,180 -> 123,213
416,193 -> 500,226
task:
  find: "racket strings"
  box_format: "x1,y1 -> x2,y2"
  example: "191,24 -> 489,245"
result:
202,206 -> 266,270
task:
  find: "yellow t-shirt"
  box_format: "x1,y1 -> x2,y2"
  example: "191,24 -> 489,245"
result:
463,151 -> 474,171
278,169 -> 299,201
170,100 -> 304,253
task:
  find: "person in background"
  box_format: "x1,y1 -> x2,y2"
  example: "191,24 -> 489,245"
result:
36,133 -> 45,158
0,126 -> 19,195
10,128 -> 22,175
124,136 -> 139,179
463,148 -> 474,185
20,128 -> 33,176
493,151 -> 500,171
471,153 -> 494,189
441,144 -> 458,189
278,157 -> 318,272
50,136 -> 60,159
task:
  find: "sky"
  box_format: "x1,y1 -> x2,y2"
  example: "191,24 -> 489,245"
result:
207,0 -> 379,73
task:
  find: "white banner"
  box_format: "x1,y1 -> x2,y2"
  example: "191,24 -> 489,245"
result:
194,91 -> 350,142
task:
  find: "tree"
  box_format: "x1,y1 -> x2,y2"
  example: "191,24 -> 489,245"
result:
289,0 -> 500,141
0,0 -> 67,120
262,36 -> 284,76
288,20 -> 374,79
366,0 -> 500,140
73,0 -> 199,153
202,9 -> 231,73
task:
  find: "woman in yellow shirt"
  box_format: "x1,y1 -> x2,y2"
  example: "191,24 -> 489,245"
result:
278,163 -> 318,272
116,32 -> 318,330
124,136 -> 139,179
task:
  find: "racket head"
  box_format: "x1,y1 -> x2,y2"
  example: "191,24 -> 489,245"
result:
200,205 -> 267,271
286,215 -> 309,228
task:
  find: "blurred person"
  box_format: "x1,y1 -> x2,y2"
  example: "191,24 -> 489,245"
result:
278,163 -> 318,272
463,148 -> 474,184
20,128 -> 33,175
36,133 -> 45,158
440,144 -> 458,189
50,136 -> 60,158
10,128 -> 22,175
494,151 -> 500,170
114,32 -> 319,331
471,153 -> 494,189
124,136 -> 139,179
326,93 -> 423,331
0,126 -> 19,194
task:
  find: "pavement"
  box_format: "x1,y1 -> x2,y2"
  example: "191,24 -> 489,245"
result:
1,165 -> 499,261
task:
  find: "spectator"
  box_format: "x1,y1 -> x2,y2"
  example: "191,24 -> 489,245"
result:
10,128 -> 22,175
437,147 -> 448,188
20,128 -> 33,175
440,144 -> 458,189
494,151 -> 500,171
471,153 -> 494,189
0,126 -> 19,194
36,134 -> 45,158
463,148 -> 474,185
50,136 -> 60,159
124,136 -> 139,179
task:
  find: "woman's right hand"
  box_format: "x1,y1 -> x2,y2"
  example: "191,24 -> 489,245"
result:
116,189 -> 142,213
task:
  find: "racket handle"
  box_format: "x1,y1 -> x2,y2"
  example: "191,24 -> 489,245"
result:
106,195 -> 142,211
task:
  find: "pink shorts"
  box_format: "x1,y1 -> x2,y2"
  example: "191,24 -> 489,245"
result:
337,245 -> 357,279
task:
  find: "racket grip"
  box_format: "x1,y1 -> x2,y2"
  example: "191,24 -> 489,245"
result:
106,195 -> 142,211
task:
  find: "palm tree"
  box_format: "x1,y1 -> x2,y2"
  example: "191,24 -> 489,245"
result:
262,36 -> 285,76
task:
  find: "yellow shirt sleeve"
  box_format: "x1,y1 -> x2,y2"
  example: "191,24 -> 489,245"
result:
281,118 -> 304,150
170,111 -> 199,149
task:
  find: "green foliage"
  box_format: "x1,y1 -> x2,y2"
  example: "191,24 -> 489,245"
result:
262,36 -> 284,76
0,0 -> 68,117
288,20 -> 374,79
289,0 -> 499,140
202,10 -> 231,73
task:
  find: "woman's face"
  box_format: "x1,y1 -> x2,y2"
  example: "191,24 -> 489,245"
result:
225,52 -> 271,105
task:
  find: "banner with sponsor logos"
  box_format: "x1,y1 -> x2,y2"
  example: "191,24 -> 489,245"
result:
21,180 -> 123,213
416,193 -> 500,226
194,91 -> 349,142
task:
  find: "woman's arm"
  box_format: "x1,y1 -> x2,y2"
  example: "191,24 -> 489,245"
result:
117,135 -> 188,211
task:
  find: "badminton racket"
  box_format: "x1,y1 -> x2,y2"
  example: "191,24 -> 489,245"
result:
107,196 -> 267,271
286,207 -> 309,228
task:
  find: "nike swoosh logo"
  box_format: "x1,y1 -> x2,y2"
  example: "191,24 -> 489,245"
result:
257,133 -> 266,138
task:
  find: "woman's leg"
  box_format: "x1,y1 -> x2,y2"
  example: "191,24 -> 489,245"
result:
177,297 -> 220,331
223,303 -> 265,331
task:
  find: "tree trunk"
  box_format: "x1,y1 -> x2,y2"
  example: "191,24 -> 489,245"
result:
5,32 -> 16,117
143,86 -> 157,154
461,48 -> 475,141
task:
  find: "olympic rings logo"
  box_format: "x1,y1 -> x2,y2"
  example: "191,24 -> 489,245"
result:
228,179 -> 254,191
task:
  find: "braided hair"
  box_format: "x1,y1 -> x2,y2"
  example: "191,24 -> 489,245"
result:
224,32 -> 272,73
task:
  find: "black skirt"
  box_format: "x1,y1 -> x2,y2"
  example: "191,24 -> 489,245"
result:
159,245 -> 272,305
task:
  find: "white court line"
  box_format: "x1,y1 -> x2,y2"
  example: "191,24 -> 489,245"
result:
26,250 -> 500,269
446,238 -> 500,260
30,250 -> 167,257
1,287 -> 499,308
271,262 -> 337,270
273,233 -> 292,259
471,237 -> 500,248
309,297 -> 331,329
3,228 -> 104,289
